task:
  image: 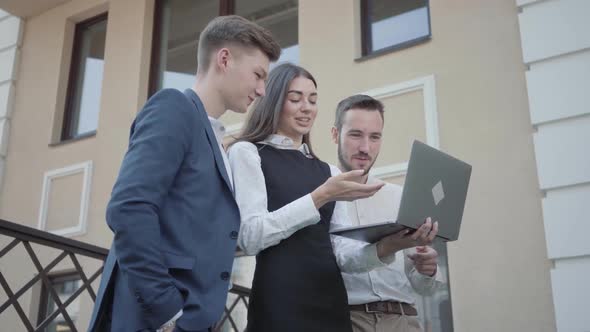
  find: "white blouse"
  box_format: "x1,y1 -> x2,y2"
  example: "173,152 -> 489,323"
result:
227,134 -> 394,274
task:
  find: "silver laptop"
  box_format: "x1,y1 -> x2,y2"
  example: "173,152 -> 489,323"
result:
330,140 -> 471,242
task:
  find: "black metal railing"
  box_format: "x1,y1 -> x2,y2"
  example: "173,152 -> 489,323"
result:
0,218 -> 107,331
214,284 -> 250,332
0,219 -> 250,331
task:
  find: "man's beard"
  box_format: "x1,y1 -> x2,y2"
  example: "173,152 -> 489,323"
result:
337,144 -> 377,175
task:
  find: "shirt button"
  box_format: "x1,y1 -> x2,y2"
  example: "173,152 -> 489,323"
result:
230,231 -> 238,239
220,271 -> 230,281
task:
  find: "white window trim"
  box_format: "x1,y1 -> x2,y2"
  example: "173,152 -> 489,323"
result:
222,75 -> 440,180
37,161 -> 93,237
364,74 -> 440,179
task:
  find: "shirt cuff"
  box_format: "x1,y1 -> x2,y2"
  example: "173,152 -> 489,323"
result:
297,193 -> 321,225
430,264 -> 444,281
417,262 -> 444,281
160,309 -> 182,330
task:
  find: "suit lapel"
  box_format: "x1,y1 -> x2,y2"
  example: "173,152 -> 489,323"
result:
184,89 -> 233,192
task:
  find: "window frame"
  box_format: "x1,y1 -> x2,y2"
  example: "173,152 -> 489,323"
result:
61,12 -> 108,142
148,0 -> 235,97
36,271 -> 82,329
358,0 -> 432,60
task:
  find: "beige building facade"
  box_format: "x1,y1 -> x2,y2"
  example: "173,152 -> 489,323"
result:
1,0 -> 587,331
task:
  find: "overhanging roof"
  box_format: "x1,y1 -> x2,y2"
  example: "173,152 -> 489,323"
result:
0,0 -> 71,18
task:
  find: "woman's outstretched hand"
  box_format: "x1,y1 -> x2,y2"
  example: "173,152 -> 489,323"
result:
311,170 -> 384,208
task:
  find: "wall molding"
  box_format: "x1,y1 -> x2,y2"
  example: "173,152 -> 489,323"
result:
517,0 -> 590,329
516,0 -> 549,9
37,161 -> 93,237
370,162 -> 409,179
0,13 -> 22,195
223,75 -> 440,181
364,74 -> 440,179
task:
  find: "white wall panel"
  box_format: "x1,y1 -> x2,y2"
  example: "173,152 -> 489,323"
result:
0,118 -> 9,157
519,0 -> 590,330
0,48 -> 17,82
551,257 -> 590,332
526,50 -> 590,124
518,0 -> 590,63
516,0 -> 543,6
542,184 -> 590,259
0,16 -> 21,50
0,82 -> 14,119
533,116 -> 590,189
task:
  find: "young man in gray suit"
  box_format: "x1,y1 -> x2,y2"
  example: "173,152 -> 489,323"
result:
88,16 -> 281,332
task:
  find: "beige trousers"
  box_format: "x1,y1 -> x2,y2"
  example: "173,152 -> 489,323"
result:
350,310 -> 423,332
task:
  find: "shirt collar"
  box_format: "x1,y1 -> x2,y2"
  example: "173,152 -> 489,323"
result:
207,116 -> 226,144
260,134 -> 312,157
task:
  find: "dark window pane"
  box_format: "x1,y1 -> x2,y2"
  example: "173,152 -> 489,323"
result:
150,0 -> 299,95
38,275 -> 82,332
364,0 -> 430,55
62,15 -> 107,140
235,0 -> 299,69
151,0 -> 219,93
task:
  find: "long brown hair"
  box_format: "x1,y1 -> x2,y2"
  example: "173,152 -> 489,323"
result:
229,63 -> 318,158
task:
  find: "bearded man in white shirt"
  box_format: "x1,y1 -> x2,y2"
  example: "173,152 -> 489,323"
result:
331,94 -> 446,332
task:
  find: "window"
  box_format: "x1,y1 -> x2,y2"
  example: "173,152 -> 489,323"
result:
235,0 -> 299,71
360,0 -> 430,57
149,0 -> 220,94
37,273 -> 82,332
149,0 -> 298,95
61,13 -> 107,141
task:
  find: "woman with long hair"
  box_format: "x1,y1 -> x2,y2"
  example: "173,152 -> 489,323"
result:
227,63 -> 427,331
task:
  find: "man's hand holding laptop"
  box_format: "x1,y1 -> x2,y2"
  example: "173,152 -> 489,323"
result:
375,217 -> 439,263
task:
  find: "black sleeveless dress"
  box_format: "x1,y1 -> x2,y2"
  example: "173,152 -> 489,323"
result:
246,145 -> 353,332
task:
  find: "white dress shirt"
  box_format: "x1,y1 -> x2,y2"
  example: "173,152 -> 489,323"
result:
338,176 -> 445,305
208,116 -> 233,189
227,134 -> 393,274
